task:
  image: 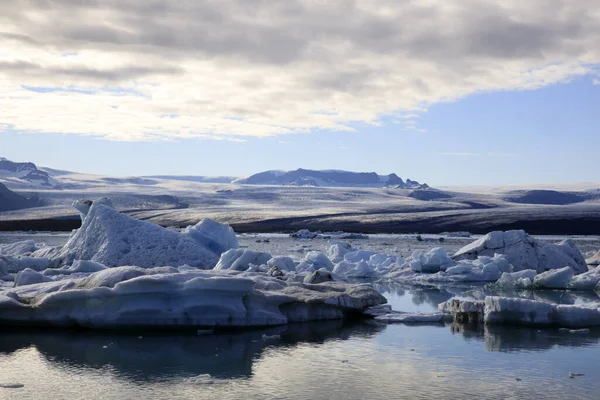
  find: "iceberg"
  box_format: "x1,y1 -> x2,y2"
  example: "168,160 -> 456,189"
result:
484,296 -> 600,327
532,266 -> 574,289
214,249 -> 272,271
374,312 -> 453,323
296,251 -> 335,273
0,240 -> 39,257
266,256 -> 297,272
31,201 -> 236,269
453,230 -> 588,274
409,247 -> 455,273
0,267 -> 386,329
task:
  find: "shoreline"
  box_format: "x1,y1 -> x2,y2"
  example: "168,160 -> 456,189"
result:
1,214 -> 599,235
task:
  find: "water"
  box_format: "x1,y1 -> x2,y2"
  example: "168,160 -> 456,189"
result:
1,284 -> 600,399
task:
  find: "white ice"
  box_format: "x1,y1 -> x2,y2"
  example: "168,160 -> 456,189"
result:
453,230 -> 588,274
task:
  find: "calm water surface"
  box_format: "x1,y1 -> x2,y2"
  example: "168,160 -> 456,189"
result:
1,284 -> 600,400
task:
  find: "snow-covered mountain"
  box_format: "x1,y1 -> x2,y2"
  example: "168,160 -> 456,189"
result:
233,169 -> 426,188
0,157 -> 57,187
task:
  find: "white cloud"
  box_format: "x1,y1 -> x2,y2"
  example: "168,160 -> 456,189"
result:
1,0 -> 599,141
594,79 -> 600,85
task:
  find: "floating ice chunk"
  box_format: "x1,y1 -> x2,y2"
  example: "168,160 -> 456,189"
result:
214,249 -> 272,271
494,272 -> 534,290
438,299 -> 485,323
484,296 -> 600,327
290,229 -> 319,239
343,250 -> 379,264
182,218 -> 238,256
14,268 -> 53,286
0,267 -> 386,328
266,256 -> 296,272
333,260 -> 375,278
374,312 -> 453,323
0,255 -> 50,274
409,248 -> 454,273
568,267 -> 600,291
303,268 -> 334,284
454,230 -> 587,274
587,250 -> 600,266
533,266 -> 574,289
328,242 -> 353,263
296,251 -> 334,273
0,240 -> 38,257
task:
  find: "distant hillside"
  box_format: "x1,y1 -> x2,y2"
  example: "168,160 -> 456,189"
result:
233,169 -> 426,188
0,157 -> 57,187
146,175 -> 237,184
505,190 -> 587,205
0,182 -> 39,212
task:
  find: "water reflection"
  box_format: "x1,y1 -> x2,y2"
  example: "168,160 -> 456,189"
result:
450,323 -> 600,353
375,281 -> 600,314
0,321 -> 384,382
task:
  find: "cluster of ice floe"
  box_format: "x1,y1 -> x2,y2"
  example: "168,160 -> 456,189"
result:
453,230 -> 588,274
290,229 -> 368,240
1,197 -> 599,330
0,198 -> 386,329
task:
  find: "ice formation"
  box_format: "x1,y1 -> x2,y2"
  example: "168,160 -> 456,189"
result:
587,250 -> 600,266
484,296 -> 600,327
409,247 -> 454,273
532,266 -> 574,289
214,249 -> 272,271
439,297 -> 600,328
290,230 -> 368,240
32,201 -> 237,269
453,230 -> 588,274
0,267 -> 386,328
491,266 -> 600,291
386,252 -> 512,283
296,251 -> 335,273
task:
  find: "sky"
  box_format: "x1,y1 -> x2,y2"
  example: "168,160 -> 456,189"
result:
1,0 -> 600,186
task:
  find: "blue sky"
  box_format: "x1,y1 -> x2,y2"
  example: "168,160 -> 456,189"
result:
2,1 -> 600,186
3,76 -> 599,186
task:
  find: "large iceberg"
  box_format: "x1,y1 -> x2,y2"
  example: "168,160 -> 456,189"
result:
32,201 -> 237,269
0,266 -> 386,328
453,230 -> 587,274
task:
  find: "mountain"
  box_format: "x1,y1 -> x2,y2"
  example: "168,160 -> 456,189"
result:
233,169 -> 426,188
0,157 -> 57,187
0,182 -> 39,212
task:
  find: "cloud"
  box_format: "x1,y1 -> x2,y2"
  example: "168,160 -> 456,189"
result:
594,79 -> 600,85
437,152 -> 479,156
1,0 -> 599,141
